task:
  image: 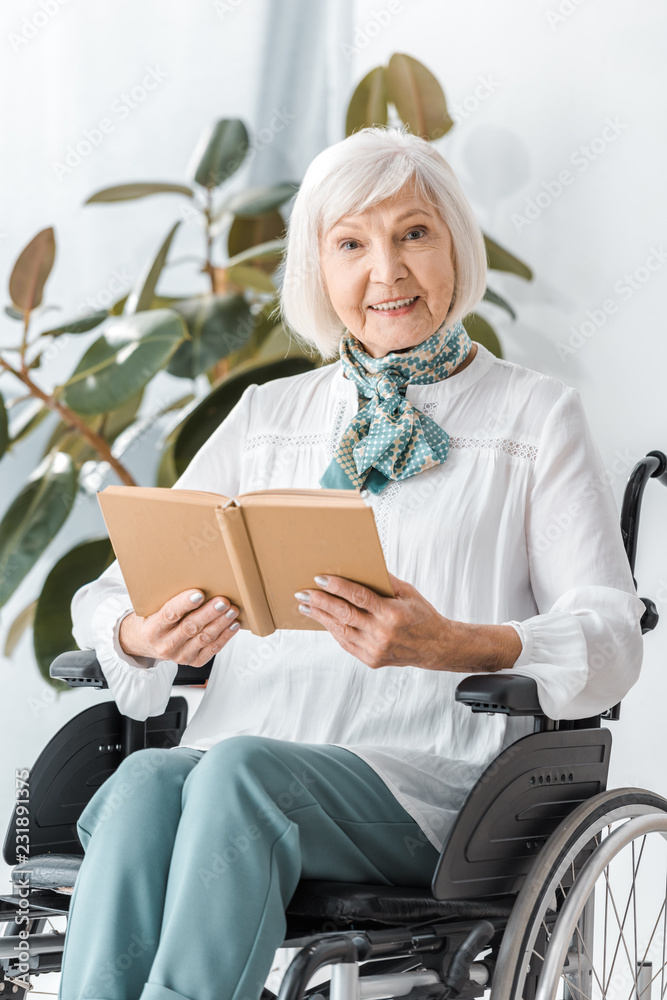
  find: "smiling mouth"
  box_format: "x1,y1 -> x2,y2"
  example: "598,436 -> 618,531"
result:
368,296 -> 419,311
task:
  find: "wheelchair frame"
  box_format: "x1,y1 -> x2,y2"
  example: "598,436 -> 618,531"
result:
1,449 -> 666,1000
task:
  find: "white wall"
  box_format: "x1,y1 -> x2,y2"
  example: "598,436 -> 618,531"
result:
1,0 -> 666,897
347,0 -> 667,794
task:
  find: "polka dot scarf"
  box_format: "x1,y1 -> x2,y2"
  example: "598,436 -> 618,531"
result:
320,319 -> 473,495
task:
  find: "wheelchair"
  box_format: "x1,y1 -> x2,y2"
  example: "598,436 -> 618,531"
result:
2,450 -> 666,1000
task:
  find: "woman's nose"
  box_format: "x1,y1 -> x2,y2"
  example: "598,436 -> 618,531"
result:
368,244 -> 409,285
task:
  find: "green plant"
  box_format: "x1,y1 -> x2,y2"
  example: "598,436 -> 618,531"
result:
0,54 -> 532,689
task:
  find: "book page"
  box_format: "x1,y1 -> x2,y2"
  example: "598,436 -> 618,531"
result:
240,499 -> 393,631
97,488 -> 245,623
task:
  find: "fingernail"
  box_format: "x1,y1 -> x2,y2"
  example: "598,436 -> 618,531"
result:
225,608 -> 238,619
294,591 -> 310,602
190,592 -> 204,603
298,604 -> 311,615
229,621 -> 240,631
314,575 -> 329,587
214,600 -> 228,611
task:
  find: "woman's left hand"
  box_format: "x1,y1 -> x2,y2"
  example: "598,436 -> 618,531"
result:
295,572 -> 454,671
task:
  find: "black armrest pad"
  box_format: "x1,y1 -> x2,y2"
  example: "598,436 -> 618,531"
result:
50,650 -> 108,689
455,674 -> 544,716
49,651 -> 214,689
173,659 -> 214,684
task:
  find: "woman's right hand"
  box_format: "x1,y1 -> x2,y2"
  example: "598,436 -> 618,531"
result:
118,590 -> 240,667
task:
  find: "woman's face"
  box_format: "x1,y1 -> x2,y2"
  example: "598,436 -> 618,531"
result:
319,181 -> 456,358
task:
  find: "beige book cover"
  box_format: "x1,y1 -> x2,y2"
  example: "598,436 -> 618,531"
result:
96,486 -> 394,637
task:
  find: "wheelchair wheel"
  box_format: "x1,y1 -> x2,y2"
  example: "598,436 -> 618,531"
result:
534,811 -> 667,1000
491,788 -> 667,1000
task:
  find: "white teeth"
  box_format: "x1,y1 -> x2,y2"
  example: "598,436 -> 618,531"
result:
369,296 -> 417,311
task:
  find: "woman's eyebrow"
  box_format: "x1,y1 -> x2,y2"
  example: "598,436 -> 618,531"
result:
330,209 -> 434,232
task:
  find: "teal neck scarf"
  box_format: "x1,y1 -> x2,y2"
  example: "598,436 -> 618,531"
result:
320,319 -> 473,496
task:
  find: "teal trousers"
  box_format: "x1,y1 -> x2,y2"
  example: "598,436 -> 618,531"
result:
57,734 -> 441,1000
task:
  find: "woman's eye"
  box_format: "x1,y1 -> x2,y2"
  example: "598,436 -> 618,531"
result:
341,240 -> 359,250
405,228 -> 426,240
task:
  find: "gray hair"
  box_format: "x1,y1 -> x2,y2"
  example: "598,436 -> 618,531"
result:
276,126 -> 487,361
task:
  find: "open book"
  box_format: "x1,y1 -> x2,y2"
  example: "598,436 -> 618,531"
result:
97,486 -> 394,637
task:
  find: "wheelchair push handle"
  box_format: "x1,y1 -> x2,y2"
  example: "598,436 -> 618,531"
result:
620,449 -> 667,579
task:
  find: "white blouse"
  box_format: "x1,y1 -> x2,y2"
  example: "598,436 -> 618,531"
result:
70,343 -> 645,852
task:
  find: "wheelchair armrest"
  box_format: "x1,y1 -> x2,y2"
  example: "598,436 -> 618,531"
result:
455,673 -> 544,716
50,650 -> 109,689
49,651 -> 215,689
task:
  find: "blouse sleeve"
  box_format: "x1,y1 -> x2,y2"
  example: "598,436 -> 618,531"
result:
501,386 -> 645,719
70,382 -> 257,721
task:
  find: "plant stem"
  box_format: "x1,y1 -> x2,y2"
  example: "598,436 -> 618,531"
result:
0,356 -> 137,486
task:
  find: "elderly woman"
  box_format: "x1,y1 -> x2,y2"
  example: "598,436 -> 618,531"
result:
58,127 -> 644,1000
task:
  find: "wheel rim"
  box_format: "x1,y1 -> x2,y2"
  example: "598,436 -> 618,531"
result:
533,814 -> 667,1000
492,791 -> 667,1000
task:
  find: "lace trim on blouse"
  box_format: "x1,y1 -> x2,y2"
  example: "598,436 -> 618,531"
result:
243,399 -> 537,465
243,398 -> 349,457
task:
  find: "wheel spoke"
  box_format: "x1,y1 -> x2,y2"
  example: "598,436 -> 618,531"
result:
636,958 -> 667,1000
572,920 -> 606,997
633,840 -> 639,986
602,834 -> 647,997
621,899 -> 667,1000
662,866 -> 667,1000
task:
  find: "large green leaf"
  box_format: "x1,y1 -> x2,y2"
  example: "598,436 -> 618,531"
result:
226,264 -> 276,294
9,227 -> 56,312
124,222 -> 181,315
386,53 -> 453,141
62,309 -> 187,416
0,452 -> 77,609
41,388 -> 145,462
463,313 -> 503,358
33,537 -> 114,687
484,234 -> 533,280
227,211 -> 286,260
167,294 -> 253,379
172,357 -> 316,476
225,183 -> 299,217
191,119 -> 250,190
483,287 -> 517,320
346,66 -> 388,136
156,438 -> 178,488
0,391 -> 8,460
8,400 -> 51,446
40,310 -> 109,337
224,302 -> 283,368
225,239 -> 285,269
3,600 -> 37,658
85,182 -> 194,204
